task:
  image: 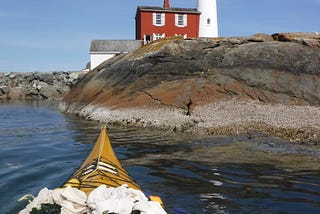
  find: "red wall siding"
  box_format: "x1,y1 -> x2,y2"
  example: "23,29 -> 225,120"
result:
135,12 -> 142,40
136,11 -> 200,41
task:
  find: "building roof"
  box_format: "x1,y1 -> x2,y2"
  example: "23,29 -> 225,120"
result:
90,40 -> 142,53
137,6 -> 201,14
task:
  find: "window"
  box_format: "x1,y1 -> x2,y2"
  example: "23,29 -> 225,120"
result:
153,33 -> 165,40
178,14 -> 184,26
144,34 -> 151,45
156,14 -> 162,25
174,34 -> 187,39
207,18 -> 211,25
175,14 -> 187,27
153,13 -> 165,26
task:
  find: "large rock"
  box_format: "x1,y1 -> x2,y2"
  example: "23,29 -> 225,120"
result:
58,33 -> 320,143
0,86 -> 9,94
39,73 -> 54,85
62,33 -> 320,113
8,87 -> 24,100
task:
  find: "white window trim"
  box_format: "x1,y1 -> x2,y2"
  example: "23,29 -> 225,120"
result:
153,13 -> 165,26
143,34 -> 152,45
175,14 -> 187,27
153,33 -> 166,40
174,34 -> 187,39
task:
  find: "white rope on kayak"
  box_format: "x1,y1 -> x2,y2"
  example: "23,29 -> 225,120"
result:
83,126 -> 109,181
82,161 -> 117,176
98,161 -> 117,173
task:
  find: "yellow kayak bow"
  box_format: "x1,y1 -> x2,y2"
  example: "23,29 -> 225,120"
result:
63,126 -> 141,195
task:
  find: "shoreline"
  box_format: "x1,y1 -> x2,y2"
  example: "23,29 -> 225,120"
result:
60,99 -> 320,145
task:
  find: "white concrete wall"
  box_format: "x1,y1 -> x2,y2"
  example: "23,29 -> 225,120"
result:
90,53 -> 115,70
198,0 -> 218,37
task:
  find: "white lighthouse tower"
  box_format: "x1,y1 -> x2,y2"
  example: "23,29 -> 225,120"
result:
197,0 -> 218,37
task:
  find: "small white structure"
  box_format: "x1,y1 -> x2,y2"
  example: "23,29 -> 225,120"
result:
89,40 -> 142,70
197,0 -> 219,37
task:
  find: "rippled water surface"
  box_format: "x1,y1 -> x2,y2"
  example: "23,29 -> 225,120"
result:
0,101 -> 320,213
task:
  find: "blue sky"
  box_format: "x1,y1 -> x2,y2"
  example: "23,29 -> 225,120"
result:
0,0 -> 319,72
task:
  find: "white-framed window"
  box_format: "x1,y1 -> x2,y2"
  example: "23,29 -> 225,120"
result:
153,13 -> 165,26
175,14 -> 187,27
153,33 -> 165,40
174,34 -> 187,39
144,34 -> 152,45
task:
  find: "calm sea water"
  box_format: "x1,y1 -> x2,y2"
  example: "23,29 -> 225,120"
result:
0,101 -> 320,214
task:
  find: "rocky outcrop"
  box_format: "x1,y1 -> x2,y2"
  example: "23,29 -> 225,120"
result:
61,33 -> 320,144
63,33 -> 320,109
271,32 -> 320,49
0,71 -> 85,100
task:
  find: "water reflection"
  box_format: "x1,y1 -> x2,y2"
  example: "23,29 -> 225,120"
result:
200,193 -> 228,214
0,102 -> 320,213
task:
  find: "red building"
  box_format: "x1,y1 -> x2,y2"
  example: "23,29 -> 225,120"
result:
135,0 -> 201,44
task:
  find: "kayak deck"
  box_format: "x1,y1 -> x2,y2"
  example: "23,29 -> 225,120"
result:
63,127 -> 140,195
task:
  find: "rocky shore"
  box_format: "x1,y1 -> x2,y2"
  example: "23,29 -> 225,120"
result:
0,71 -> 86,100
60,99 -> 320,145
59,32 -> 320,144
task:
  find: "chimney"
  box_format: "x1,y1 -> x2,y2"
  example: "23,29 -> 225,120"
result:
163,0 -> 170,8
